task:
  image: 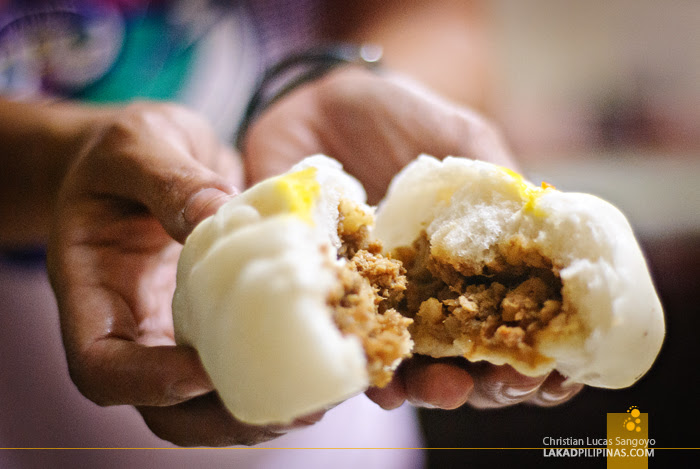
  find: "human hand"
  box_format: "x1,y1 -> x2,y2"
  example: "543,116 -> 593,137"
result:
241,66 -> 515,204
240,67 -> 583,411
366,358 -> 583,411
47,102 -> 321,446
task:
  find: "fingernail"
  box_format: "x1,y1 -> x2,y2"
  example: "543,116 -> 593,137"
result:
536,389 -> 565,404
497,383 -> 541,405
538,382 -> 583,404
407,398 -> 439,409
183,188 -> 236,227
503,385 -> 537,399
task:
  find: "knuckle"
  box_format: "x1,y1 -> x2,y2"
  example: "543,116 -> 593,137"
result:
114,103 -> 163,135
82,101 -> 198,170
100,102 -> 184,144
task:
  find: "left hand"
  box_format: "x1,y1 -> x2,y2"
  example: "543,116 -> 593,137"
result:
240,66 -> 583,410
47,102 -> 323,446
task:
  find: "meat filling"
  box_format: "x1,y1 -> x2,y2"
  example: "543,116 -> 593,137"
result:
326,202 -> 579,379
327,200 -> 413,388
394,232 -> 577,368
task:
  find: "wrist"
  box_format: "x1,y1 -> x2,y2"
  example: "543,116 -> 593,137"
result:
0,98 -> 108,245
35,103 -> 111,206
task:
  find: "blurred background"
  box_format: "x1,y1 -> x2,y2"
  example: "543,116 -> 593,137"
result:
491,0 -> 699,162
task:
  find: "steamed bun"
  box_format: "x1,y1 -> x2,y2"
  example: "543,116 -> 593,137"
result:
173,155 -> 411,425
375,155 -> 665,388
173,154 -> 665,426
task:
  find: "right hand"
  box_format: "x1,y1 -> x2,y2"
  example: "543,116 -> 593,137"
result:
241,66 -> 582,413
47,102 -> 320,446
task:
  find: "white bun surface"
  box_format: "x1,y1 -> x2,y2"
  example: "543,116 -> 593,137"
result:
174,153 -> 665,426
375,155 -> 665,388
173,156 -> 371,425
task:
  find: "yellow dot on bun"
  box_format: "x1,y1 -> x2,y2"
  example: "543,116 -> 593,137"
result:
274,167 -> 321,223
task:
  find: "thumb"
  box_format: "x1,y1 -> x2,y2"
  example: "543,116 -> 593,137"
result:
179,145 -> 245,235
181,187 -> 236,234
136,159 -> 238,244
63,103 -> 243,243
82,141 -> 240,244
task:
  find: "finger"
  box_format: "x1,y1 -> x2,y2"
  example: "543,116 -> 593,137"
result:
330,70 -> 515,171
466,363 -> 547,409
181,187 -> 236,230
449,108 -> 518,170
526,371 -> 584,407
402,356 -> 474,410
275,409 -> 327,431
54,278 -> 213,407
243,88 -> 323,185
365,371 -> 408,410
216,145 -> 246,190
93,146 -> 236,244
75,105 -> 240,243
80,342 -> 213,407
138,393 -> 282,447
138,393 -> 323,447
181,132 -> 244,226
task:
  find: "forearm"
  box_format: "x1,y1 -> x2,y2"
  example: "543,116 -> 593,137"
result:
322,0 -> 495,112
0,98 -> 105,246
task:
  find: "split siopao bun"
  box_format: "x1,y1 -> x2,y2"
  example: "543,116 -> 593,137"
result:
375,155 -> 664,389
173,154 -> 664,425
173,156 -> 412,425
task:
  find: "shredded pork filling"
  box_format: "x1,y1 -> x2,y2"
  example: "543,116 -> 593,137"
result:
394,232 -> 575,367
326,201 -> 579,379
326,200 -> 413,388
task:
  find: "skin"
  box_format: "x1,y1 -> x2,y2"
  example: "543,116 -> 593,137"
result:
1,0 -> 582,448
0,99 -> 109,247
